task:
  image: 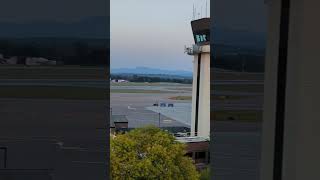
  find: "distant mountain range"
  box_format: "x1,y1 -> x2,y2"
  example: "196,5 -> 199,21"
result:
111,67 -> 193,77
0,16 -> 109,38
213,27 -> 266,50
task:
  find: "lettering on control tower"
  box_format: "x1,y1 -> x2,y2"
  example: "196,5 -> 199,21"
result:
191,18 -> 210,45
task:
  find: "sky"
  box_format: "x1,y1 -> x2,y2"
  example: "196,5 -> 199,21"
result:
0,0 -> 266,71
0,0 -> 108,23
212,0 -> 267,33
111,0 -> 210,71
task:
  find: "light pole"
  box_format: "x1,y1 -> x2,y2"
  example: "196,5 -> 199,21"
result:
158,112 -> 161,128
0,147 -> 7,168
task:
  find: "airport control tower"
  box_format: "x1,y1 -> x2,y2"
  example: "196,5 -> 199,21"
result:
185,18 -> 210,137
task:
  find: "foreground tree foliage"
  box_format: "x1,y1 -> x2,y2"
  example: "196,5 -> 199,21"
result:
111,126 -> 200,180
199,168 -> 210,180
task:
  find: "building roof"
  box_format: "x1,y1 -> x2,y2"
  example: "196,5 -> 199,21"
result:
175,136 -> 209,143
110,115 -> 128,128
110,120 -> 115,128
112,115 -> 128,123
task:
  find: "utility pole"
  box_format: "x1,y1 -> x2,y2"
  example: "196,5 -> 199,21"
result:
0,147 -> 7,168
206,0 -> 208,17
241,55 -> 246,72
158,112 -> 161,128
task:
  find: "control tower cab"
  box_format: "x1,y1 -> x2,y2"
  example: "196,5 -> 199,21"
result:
185,18 -> 210,138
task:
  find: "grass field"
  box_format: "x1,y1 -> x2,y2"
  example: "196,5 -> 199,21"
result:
0,66 -> 108,79
0,86 -> 108,100
111,89 -> 168,94
111,82 -> 190,87
213,84 -> 264,93
212,110 -> 263,122
0,86 -> 172,99
213,71 -> 264,81
112,82 -> 263,93
168,95 -> 248,101
168,96 -> 192,100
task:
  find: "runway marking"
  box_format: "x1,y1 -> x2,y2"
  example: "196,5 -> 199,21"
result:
163,119 -> 172,123
127,106 -> 136,110
71,161 -> 105,164
60,147 -> 87,150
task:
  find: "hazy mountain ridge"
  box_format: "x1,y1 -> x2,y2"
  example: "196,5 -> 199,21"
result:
111,67 -> 193,77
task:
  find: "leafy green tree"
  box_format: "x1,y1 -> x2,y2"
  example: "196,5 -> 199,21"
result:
199,168 -> 210,180
111,126 -> 200,180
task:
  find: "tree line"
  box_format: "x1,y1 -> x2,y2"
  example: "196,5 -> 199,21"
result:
0,39 -> 108,66
111,74 -> 192,84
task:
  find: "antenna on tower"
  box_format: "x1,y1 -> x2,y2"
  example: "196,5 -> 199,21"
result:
206,0 -> 208,17
193,4 -> 195,20
195,7 -> 197,19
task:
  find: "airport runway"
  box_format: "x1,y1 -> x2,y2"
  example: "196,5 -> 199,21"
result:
0,79 -> 108,88
111,93 -> 190,128
0,79 -> 263,87
0,79 -> 264,179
